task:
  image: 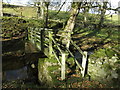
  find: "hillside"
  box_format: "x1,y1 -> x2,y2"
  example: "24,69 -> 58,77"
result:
2,3 -> 120,88
3,3 -> 37,18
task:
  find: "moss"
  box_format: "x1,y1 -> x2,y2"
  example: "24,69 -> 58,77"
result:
66,57 -> 75,65
45,57 -> 58,63
103,63 -> 112,71
48,66 -> 60,72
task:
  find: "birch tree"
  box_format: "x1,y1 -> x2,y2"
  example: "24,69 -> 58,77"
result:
61,2 -> 82,48
0,0 -> 2,17
98,1 -> 108,31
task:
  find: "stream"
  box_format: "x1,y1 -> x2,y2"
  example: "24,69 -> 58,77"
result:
2,53 -> 39,83
2,50 -> 94,82
2,38 -> 94,88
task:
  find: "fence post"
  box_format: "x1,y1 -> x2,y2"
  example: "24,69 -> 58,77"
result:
41,28 -> 45,51
26,27 -> 29,41
31,28 -> 35,44
34,28 -> 38,45
61,53 -> 66,80
27,27 -> 30,40
81,51 -> 88,77
48,31 -> 53,57
29,27 -> 32,40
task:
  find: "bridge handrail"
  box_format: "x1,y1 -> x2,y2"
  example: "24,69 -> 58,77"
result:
66,47 -> 83,70
51,36 -> 63,54
28,27 -> 88,79
50,31 -> 84,71
70,40 -> 86,57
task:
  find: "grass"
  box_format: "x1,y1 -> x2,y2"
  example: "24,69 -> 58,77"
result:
107,14 -> 118,21
106,14 -> 120,25
2,4 -> 120,88
3,5 -> 119,50
3,6 -> 37,18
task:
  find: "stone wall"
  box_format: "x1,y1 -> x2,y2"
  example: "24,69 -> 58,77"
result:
38,58 -> 54,87
88,48 -> 120,87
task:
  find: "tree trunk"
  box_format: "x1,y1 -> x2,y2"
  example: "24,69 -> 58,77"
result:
38,1 -> 49,51
83,3 -> 90,28
98,2 -> 108,30
40,1 -> 44,19
0,0 -> 3,17
37,1 -> 49,27
61,2 -> 82,48
44,2 -> 49,28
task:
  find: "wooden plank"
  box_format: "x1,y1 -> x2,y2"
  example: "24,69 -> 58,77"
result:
36,35 -> 41,39
36,43 -> 41,50
36,32 -> 41,35
36,39 -> 41,42
51,37 -> 63,54
70,40 -> 85,57
81,51 -> 88,77
61,53 -> 66,80
52,49 -> 61,65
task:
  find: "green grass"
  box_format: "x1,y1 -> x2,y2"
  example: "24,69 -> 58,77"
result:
3,6 -> 37,18
106,14 -> 120,25
107,14 -> 118,21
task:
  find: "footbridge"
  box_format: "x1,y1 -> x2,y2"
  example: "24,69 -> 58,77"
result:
27,27 -> 88,80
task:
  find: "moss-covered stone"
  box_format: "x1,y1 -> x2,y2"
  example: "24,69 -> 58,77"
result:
88,48 -> 120,87
38,58 -> 53,87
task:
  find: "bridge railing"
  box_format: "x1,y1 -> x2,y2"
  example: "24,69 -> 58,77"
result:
28,27 -> 88,80
48,30 -> 88,79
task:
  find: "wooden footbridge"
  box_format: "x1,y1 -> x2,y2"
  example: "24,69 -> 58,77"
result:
27,27 -> 88,80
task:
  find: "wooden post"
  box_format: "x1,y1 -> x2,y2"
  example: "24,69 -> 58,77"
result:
28,27 -> 31,41
61,53 -> 66,80
31,28 -> 34,44
27,28 -> 29,40
26,28 -> 29,41
40,28 -> 44,51
34,28 -> 37,45
81,51 -> 88,77
49,31 -> 53,57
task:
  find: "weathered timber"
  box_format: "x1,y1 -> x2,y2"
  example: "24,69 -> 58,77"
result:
61,53 -> 66,80
81,51 -> 88,77
48,31 -> 53,57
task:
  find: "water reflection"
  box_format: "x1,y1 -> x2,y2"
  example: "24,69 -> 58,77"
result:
2,52 -> 44,82
3,66 -> 27,81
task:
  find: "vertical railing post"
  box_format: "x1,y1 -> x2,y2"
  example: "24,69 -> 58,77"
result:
34,28 -> 37,45
61,52 -> 66,80
81,51 -> 88,77
26,27 -> 29,41
27,27 -> 30,40
41,28 -> 45,51
48,30 -> 53,57
32,28 -> 35,44
31,28 -> 32,40
31,28 -> 33,43
29,27 -> 31,40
